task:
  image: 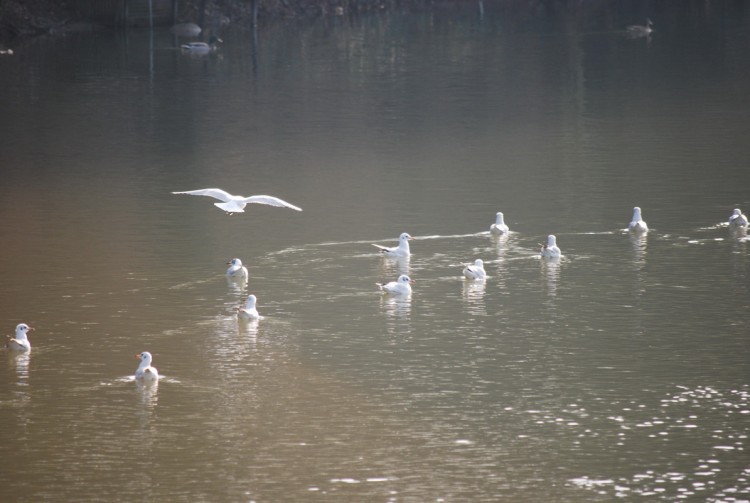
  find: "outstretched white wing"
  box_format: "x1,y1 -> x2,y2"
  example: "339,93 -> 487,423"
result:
242,195 -> 302,211
172,188 -> 235,202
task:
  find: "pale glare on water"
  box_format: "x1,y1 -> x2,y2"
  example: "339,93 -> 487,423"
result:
1,3 -> 749,502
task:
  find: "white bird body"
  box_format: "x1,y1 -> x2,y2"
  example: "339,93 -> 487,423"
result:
372,233 -> 412,257
6,323 -> 32,352
226,258 -> 249,280
135,352 -> 159,383
628,206 -> 648,233
377,274 -> 414,295
463,259 -> 487,280
540,235 -> 562,259
490,212 -> 509,235
172,188 -> 302,214
180,35 -> 222,54
238,294 -> 260,320
729,208 -> 748,228
627,18 -> 653,36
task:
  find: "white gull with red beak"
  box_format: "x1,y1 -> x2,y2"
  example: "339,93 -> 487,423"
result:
135,352 -> 159,383
6,323 -> 33,352
372,233 -> 413,257
377,274 -> 414,295
226,258 -> 249,280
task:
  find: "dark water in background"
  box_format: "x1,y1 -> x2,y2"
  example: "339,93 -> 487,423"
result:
1,3 -> 749,501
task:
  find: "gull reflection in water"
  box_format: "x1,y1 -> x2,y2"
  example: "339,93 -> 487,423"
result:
135,378 -> 159,428
226,276 -> 247,294
380,292 -> 412,337
380,255 -> 411,277
462,278 -> 486,316
136,379 -> 159,402
9,351 -> 31,382
490,231 -> 510,250
134,379 -> 159,436
541,258 -> 561,298
730,237 -> 748,296
491,233 -> 511,284
628,231 -> 648,302
238,317 -> 260,349
729,223 -> 748,240
629,231 -> 648,269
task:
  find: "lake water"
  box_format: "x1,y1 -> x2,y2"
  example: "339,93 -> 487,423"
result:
1,3 -> 749,502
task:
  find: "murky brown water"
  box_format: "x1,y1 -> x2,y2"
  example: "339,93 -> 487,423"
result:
1,4 -> 749,501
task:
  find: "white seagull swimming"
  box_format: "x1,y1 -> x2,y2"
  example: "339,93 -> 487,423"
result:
463,259 -> 487,280
135,351 -> 159,383
729,208 -> 748,229
628,206 -> 648,233
226,258 -> 249,280
377,274 -> 414,295
238,294 -> 261,320
490,212 -> 509,235
172,188 -> 302,214
372,232 -> 413,257
6,323 -> 33,352
540,235 -> 562,259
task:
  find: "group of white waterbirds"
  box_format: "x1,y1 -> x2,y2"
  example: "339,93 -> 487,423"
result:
5,185 -> 749,386
225,204 -> 749,318
3,187 -> 305,384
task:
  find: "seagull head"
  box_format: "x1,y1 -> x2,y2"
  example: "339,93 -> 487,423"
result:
16,323 -> 32,335
245,294 -> 257,308
136,352 -> 153,365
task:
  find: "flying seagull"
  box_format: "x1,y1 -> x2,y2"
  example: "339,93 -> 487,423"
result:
172,188 -> 302,214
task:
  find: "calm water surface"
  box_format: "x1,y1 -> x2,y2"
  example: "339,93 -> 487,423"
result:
1,3 -> 749,502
